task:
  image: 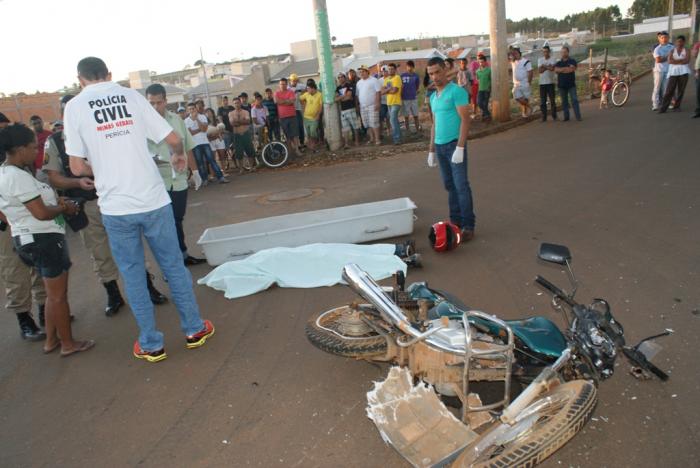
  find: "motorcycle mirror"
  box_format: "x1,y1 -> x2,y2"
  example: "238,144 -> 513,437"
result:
538,243 -> 578,299
538,243 -> 572,265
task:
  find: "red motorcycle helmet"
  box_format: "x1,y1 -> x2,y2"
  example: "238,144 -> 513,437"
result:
429,221 -> 462,252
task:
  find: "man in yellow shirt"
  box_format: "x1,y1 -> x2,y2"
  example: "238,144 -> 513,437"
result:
381,63 -> 403,144
300,82 -> 323,151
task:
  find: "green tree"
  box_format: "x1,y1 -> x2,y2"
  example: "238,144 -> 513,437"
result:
627,0 -> 692,20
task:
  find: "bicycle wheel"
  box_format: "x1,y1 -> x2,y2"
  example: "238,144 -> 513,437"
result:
261,141 -> 289,168
611,81 -> 629,107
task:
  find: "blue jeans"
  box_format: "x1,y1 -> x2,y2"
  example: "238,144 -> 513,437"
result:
559,86 -> 581,120
652,71 -> 669,109
436,140 -> 475,230
389,105 -> 401,143
102,204 -> 204,351
193,144 -> 223,180
477,90 -> 491,118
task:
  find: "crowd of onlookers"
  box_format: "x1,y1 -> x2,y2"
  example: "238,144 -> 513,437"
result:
171,36 -> 699,175
651,31 -> 700,117
166,57 -> 497,177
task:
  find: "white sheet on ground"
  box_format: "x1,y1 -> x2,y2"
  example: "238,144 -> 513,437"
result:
198,243 -> 406,299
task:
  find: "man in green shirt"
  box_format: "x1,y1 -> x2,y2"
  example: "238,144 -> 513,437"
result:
145,84 -> 205,266
475,54 -> 492,121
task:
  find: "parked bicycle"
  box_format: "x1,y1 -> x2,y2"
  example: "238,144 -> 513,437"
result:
588,62 -> 631,107
225,126 -> 289,171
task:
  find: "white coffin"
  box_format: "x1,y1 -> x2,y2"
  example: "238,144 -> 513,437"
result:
197,197 -> 417,266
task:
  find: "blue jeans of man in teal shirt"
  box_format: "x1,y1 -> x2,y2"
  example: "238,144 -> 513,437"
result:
435,140 -> 475,230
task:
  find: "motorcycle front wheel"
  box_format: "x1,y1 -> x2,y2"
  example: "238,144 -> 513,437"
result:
305,306 -> 388,358
454,380 -> 597,468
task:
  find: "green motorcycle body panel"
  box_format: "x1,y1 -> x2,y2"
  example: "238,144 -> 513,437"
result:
407,283 -> 568,358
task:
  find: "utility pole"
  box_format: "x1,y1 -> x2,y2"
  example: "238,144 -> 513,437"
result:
489,0 -> 510,123
13,94 -> 24,122
312,0 -> 342,151
199,47 -> 211,108
667,0 -> 675,38
690,0 -> 700,45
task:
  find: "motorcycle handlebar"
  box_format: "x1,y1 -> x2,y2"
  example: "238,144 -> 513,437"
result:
535,275 -> 576,307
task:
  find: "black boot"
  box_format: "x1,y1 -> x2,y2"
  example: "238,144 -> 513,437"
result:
403,253 -> 423,268
394,239 -> 416,258
146,271 -> 167,305
17,312 -> 45,341
103,280 -> 125,317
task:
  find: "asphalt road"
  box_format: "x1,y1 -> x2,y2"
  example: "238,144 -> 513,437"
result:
1,76 -> 698,468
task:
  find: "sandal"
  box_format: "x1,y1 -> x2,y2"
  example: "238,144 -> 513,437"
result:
43,341 -> 61,354
60,340 -> 96,357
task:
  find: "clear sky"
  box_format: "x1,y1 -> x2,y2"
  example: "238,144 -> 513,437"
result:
0,0 -> 634,94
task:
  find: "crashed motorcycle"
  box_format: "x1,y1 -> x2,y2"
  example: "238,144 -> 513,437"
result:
305,243 -> 669,467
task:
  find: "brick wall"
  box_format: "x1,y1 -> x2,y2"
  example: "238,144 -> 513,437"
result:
0,93 -> 63,125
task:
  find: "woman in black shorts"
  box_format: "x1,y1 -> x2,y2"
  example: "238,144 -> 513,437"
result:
0,124 -> 94,356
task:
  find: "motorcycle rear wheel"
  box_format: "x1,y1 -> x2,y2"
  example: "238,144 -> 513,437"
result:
454,380 -> 597,468
305,306 -> 388,358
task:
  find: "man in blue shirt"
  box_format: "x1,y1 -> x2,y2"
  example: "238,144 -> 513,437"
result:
426,57 -> 475,241
652,31 -> 675,111
554,46 -> 581,121
400,60 -> 421,133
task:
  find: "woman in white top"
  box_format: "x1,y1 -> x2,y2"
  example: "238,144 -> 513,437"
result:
0,124 -> 94,356
660,35 -> 691,113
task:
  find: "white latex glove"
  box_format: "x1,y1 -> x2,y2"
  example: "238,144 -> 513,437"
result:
451,146 -> 465,164
191,170 -> 203,191
427,152 -> 437,168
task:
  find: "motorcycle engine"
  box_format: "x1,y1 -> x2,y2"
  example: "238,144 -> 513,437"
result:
571,303 -> 623,380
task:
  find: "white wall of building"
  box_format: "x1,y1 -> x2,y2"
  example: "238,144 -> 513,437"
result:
634,14 -> 691,35
353,36 -> 379,57
290,40 -> 318,61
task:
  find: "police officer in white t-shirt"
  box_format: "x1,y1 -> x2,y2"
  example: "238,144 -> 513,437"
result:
63,57 -> 215,363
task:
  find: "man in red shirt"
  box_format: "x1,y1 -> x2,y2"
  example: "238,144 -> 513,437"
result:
29,115 -> 53,174
274,77 -> 300,156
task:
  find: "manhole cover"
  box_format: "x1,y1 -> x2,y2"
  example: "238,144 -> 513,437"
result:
260,188 -> 324,203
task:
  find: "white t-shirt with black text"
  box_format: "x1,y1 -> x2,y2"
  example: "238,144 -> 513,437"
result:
184,113 -> 210,146
63,81 -> 173,216
356,77 -> 382,107
0,164 -> 65,235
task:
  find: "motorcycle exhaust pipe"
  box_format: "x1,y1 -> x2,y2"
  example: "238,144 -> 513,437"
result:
342,264 -> 464,355
342,264 -> 417,336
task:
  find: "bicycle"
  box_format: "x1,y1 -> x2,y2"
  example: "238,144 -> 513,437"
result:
588,62 -> 631,107
227,126 -> 290,171
253,125 -> 290,169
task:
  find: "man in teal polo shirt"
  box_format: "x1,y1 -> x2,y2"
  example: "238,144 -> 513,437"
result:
426,57 -> 476,241
145,84 -> 205,266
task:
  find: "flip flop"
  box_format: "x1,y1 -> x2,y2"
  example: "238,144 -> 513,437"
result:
43,341 -> 61,354
60,340 -> 96,358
